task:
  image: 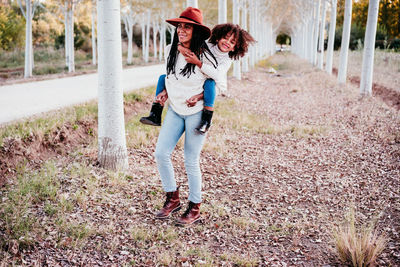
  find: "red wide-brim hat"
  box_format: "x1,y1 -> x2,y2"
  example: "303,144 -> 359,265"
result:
166,7 -> 211,40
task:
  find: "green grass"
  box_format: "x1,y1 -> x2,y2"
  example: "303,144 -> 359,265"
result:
0,161 -> 60,247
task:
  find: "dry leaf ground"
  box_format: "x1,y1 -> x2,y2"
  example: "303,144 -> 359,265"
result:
0,53 -> 399,266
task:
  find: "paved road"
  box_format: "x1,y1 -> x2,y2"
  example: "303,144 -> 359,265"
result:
0,64 -> 164,125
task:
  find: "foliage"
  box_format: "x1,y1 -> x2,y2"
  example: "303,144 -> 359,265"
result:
334,23 -> 396,51
276,33 -> 291,46
54,22 -> 91,51
0,5 -> 25,50
335,0 -> 400,46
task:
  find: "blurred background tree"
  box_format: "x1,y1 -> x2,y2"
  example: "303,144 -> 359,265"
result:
0,4 -> 24,50
336,0 -> 400,50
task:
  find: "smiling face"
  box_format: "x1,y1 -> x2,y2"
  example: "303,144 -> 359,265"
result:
217,32 -> 237,53
177,22 -> 194,47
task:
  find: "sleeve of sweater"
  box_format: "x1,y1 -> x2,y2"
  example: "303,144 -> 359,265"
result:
200,56 -> 232,81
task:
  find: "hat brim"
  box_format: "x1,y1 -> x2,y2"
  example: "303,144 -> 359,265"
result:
166,18 -> 211,39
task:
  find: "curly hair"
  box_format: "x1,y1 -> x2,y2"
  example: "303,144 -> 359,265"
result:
209,23 -> 256,60
167,25 -> 217,78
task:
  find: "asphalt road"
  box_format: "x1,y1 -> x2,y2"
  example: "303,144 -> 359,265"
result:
0,64 -> 164,125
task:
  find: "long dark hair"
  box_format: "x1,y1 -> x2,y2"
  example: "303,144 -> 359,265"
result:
167,25 -> 217,78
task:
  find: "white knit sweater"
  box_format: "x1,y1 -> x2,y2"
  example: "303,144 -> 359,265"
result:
164,44 -> 216,116
200,42 -> 233,94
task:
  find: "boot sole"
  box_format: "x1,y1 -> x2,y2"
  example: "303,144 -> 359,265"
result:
140,118 -> 161,126
175,216 -> 202,227
154,205 -> 181,219
194,129 -> 206,135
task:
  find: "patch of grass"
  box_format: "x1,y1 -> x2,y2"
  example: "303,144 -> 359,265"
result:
74,104 -> 98,122
0,161 -> 60,247
0,86 -> 152,148
124,91 -> 143,103
125,114 -> 160,148
0,49 -> 24,68
290,124 -> 328,137
131,226 -> 152,242
33,65 -> 65,75
108,171 -> 129,187
333,208 -> 387,267
58,194 -> 74,213
156,251 -> 174,266
66,222 -> 94,241
185,246 -> 216,265
231,216 -> 259,230
44,202 -> 58,216
156,227 -> 178,242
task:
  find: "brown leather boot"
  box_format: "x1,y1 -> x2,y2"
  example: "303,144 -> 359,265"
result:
155,189 -> 181,219
176,202 -> 201,226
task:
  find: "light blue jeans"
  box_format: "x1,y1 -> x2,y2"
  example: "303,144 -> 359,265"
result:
155,108 -> 206,203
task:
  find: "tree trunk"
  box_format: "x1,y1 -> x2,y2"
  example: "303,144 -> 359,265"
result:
242,3 -> 249,72
313,0 -> 321,66
97,0 -> 128,171
187,0 -> 198,8
127,28 -> 133,64
248,0 -> 255,67
218,0 -> 227,23
159,23 -> 165,61
124,16 -> 133,65
68,5 -> 75,72
338,0 -> 352,84
318,0 -> 327,69
65,10 -> 69,67
232,0 -> 241,80
141,14 -> 145,58
326,0 -> 337,74
19,0 -> 33,78
145,10 -> 150,63
91,0 -> 97,65
153,22 -> 158,59
360,0 -> 380,95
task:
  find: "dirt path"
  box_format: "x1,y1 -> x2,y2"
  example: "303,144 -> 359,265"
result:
0,53 -> 399,266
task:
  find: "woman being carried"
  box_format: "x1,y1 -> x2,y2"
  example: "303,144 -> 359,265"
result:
140,23 -> 255,134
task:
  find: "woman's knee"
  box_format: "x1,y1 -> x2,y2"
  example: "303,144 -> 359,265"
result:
155,146 -> 170,162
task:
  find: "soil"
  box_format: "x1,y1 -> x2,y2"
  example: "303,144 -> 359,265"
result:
332,67 -> 400,110
0,55 -> 399,266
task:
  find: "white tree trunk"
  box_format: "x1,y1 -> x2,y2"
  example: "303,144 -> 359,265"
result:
248,0 -> 255,67
218,0 -> 227,23
159,23 -> 165,61
144,10 -> 150,63
97,0 -> 128,171
360,0 -> 380,95
186,0 -> 198,8
242,2 -> 249,72
65,10 -> 69,66
68,6 -> 75,72
18,0 -> 34,77
317,0 -> 327,69
153,22 -> 158,59
313,0 -> 321,66
325,0 -> 337,74
306,14 -> 313,62
141,13 -> 145,58
91,0 -> 97,65
337,0 -> 352,84
232,0 -> 241,80
124,15 -> 134,64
